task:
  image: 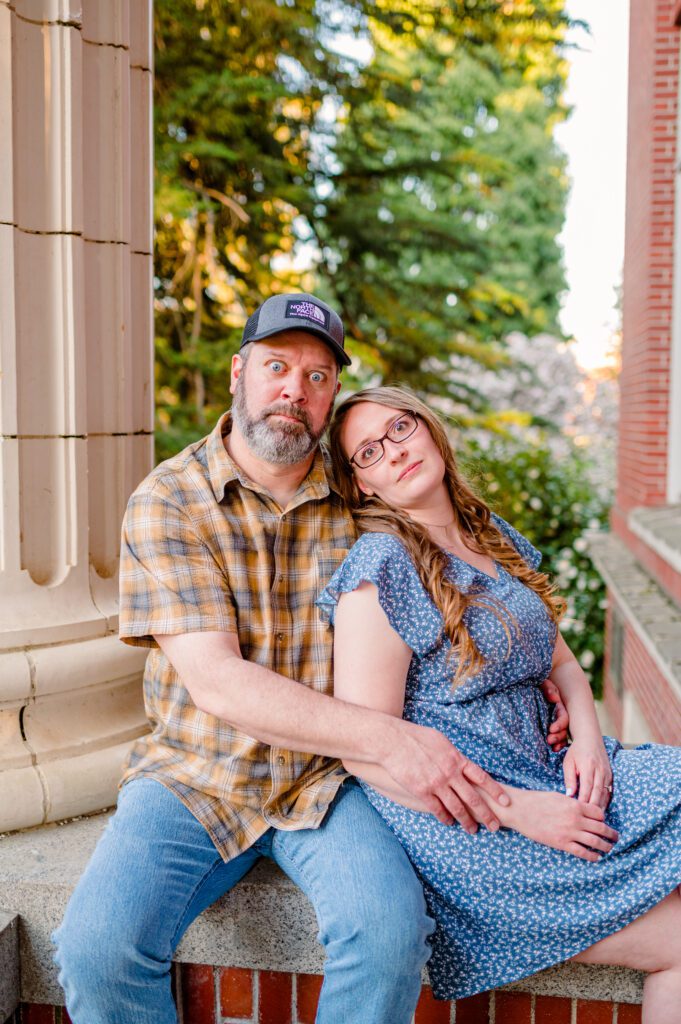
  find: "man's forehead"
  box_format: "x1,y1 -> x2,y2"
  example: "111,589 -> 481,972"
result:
252,332 -> 337,368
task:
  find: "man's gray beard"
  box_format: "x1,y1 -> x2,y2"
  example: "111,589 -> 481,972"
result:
231,374 -> 330,465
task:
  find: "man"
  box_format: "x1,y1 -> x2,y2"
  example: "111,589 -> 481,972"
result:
53,293 -> 567,1024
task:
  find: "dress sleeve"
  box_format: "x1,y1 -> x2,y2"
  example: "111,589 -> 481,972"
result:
317,532 -> 444,656
490,512 -> 543,570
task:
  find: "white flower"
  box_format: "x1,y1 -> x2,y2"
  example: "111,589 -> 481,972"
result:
529,497 -> 542,510
579,650 -> 595,669
574,537 -> 588,553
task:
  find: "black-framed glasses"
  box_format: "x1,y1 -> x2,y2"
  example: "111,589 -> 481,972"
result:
349,412 -> 419,469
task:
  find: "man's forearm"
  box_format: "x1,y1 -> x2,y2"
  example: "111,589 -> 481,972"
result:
159,634 -> 400,766
155,631 -> 509,831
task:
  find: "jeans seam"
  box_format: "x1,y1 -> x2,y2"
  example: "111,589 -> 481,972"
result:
270,839 -> 325,936
168,856 -> 226,953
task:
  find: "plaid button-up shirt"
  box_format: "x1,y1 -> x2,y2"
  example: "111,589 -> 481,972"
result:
119,412 -> 356,861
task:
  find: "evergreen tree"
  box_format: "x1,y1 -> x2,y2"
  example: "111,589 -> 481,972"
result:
153,0 -> 573,456
316,6 -> 570,406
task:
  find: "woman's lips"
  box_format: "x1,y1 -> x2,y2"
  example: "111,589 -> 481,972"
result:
398,461 -> 422,481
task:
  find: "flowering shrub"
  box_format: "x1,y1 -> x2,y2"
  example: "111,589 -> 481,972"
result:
462,439 -> 609,697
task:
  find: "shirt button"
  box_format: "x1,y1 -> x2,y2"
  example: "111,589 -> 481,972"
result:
276,632 -> 284,642
277,755 -> 286,766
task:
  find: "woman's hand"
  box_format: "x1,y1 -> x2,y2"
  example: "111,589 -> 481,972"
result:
498,788 -> 618,862
562,734 -> 613,809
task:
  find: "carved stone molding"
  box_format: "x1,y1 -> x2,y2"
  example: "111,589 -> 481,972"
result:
0,0 -> 154,831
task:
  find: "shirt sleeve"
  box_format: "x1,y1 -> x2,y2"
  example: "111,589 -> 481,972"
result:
317,532 -> 444,656
119,479 -> 238,647
490,512 -> 542,570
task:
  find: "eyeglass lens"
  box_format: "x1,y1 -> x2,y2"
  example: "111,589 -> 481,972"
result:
353,413 -> 417,468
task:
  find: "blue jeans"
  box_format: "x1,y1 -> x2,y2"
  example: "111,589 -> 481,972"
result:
52,778 -> 433,1024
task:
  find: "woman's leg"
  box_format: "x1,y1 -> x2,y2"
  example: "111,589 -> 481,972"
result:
572,886 -> 681,1024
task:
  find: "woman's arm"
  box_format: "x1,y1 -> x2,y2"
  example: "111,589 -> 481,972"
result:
334,582 -> 617,855
550,632 -> 613,808
492,783 -> 618,861
333,581 -> 506,832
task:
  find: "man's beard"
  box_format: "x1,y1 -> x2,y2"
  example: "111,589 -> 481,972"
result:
231,373 -> 332,465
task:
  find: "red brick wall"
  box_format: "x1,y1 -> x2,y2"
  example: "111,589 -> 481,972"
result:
9,971 -> 643,1024
615,0 -> 679,519
602,597 -> 681,743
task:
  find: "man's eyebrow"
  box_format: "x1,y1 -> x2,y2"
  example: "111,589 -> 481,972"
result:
262,348 -> 335,372
353,411 -> 401,451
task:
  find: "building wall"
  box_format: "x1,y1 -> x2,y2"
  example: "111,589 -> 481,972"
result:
603,0 -> 681,743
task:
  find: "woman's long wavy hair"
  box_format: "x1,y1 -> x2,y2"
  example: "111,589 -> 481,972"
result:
329,386 -> 566,688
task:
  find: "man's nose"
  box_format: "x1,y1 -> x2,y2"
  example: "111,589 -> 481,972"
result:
280,369 -> 306,403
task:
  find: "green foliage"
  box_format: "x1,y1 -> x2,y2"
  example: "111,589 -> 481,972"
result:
462,439 -> 609,697
317,16 -> 570,402
153,0 -> 573,458
154,0 -> 356,456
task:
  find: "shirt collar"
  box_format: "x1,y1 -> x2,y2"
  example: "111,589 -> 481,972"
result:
206,411 -> 341,505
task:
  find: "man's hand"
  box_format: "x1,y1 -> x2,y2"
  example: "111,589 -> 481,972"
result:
541,678 -> 569,751
380,720 -> 510,833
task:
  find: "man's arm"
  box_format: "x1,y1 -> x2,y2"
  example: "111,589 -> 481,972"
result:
155,628 -> 509,832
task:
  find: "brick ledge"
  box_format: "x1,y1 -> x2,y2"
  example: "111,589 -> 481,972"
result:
0,812 -> 644,1010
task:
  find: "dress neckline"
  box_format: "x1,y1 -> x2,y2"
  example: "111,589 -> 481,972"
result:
444,549 -> 501,583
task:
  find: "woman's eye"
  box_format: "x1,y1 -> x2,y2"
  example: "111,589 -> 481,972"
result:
359,446 -> 376,463
393,417 -> 409,433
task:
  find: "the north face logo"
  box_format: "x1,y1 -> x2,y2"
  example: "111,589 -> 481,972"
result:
286,299 -> 329,328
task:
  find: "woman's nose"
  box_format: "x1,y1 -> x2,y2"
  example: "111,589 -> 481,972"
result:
386,439 -> 408,462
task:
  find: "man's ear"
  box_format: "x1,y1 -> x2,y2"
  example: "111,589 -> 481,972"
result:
230,353 -> 243,396
335,378 -> 342,396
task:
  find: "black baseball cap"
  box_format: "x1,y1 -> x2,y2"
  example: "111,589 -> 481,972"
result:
240,293 -> 350,367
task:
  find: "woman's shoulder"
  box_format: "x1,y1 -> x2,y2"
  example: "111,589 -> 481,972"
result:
489,512 -> 542,570
343,531 -> 417,572
318,531 -> 443,654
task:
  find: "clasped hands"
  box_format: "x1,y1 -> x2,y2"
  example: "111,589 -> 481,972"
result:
383,679 -> 618,863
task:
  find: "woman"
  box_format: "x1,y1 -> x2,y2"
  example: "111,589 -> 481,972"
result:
318,385 -> 681,1021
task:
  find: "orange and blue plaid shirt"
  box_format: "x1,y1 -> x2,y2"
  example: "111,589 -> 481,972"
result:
119,412 -> 356,861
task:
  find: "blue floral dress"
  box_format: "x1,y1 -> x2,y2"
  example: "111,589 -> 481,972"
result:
317,514 -> 681,999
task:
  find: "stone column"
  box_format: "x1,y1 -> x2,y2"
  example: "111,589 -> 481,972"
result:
0,0 -> 154,831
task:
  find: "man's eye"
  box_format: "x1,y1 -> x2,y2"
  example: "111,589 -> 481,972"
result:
310,371 -> 326,383
270,361 -> 284,373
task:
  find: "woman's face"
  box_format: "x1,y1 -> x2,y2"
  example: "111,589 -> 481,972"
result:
340,402 -> 448,511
